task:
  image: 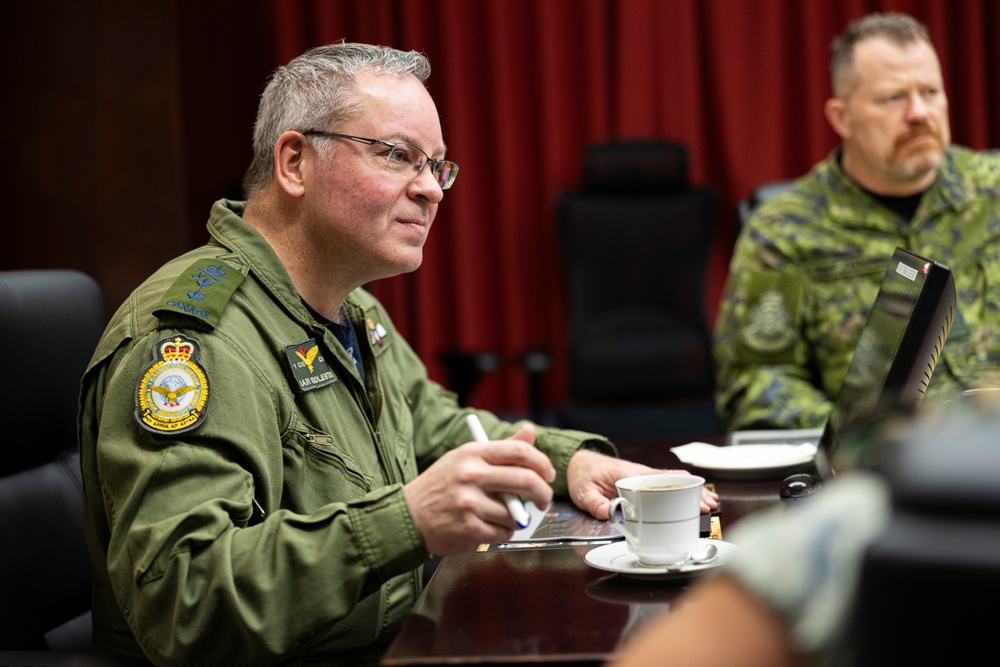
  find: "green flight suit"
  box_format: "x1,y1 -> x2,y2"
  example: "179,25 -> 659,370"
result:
78,199 -> 614,665
714,146 -> 1000,431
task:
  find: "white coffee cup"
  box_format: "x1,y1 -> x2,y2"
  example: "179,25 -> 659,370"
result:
608,473 -> 704,565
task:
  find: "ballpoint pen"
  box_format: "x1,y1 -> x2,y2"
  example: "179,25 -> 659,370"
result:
465,414 -> 532,529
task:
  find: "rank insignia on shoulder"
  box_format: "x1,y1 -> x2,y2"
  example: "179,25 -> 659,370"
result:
284,339 -> 338,393
135,334 -> 210,434
367,318 -> 387,347
739,288 -> 797,355
153,260 -> 245,329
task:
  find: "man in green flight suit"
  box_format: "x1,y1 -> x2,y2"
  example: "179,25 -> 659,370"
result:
714,11 -> 1000,432
78,42 -> 718,665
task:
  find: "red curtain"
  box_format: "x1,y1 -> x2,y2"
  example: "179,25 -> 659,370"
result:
260,0 -> 1000,413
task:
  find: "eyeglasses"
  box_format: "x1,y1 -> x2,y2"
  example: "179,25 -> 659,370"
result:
302,130 -> 459,190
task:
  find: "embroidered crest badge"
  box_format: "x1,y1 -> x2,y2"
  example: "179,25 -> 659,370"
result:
739,288 -> 797,355
135,335 -> 210,434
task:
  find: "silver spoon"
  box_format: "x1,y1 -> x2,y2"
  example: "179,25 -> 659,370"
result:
665,542 -> 718,571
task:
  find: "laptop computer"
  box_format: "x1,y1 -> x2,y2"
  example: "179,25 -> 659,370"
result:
729,247 -> 957,487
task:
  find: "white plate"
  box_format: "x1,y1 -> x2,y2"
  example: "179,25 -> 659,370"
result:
671,442 -> 817,478
584,538 -> 736,581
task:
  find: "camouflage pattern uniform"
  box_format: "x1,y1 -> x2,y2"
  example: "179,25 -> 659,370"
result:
726,471 -> 890,662
714,146 -> 1000,431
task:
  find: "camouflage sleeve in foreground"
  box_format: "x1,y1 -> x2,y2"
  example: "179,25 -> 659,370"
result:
723,472 -> 891,662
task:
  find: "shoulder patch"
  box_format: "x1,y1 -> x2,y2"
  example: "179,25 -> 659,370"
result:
153,261 -> 245,329
135,334 -> 210,434
735,270 -> 805,363
739,288 -> 797,355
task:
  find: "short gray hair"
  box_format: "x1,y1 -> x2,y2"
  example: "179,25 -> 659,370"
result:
242,42 -> 431,195
830,12 -> 933,96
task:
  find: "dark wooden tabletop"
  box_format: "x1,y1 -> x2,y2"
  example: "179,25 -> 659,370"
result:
381,438 -> 794,666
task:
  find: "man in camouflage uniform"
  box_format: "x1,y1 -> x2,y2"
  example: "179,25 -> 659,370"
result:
714,12 -> 1000,432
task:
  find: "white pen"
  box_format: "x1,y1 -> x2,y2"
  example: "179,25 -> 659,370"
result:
465,414 -> 532,529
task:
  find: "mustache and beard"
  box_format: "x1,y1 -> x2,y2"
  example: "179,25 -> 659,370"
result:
893,121 -> 944,154
888,120 -> 946,182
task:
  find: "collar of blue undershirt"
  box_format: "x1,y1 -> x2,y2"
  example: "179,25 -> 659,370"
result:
300,298 -> 364,381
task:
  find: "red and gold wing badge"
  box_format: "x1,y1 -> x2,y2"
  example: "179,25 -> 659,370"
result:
284,339 -> 337,393
135,334 -> 210,434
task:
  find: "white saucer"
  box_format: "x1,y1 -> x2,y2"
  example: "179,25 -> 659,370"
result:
671,442 -> 817,479
584,539 -> 737,581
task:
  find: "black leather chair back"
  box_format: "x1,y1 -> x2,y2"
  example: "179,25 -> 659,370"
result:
557,140 -> 718,401
0,269 -> 106,652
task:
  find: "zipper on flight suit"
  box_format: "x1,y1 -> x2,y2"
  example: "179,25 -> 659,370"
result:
349,304 -> 402,481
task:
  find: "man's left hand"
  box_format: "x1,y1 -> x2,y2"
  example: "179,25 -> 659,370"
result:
566,449 -> 720,520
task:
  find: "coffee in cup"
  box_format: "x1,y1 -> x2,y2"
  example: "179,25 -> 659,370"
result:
608,473 -> 704,566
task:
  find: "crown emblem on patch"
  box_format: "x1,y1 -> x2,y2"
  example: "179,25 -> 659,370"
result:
162,337 -> 195,361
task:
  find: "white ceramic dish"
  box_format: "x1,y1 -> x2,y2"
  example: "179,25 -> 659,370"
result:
584,538 -> 737,581
670,442 -> 817,478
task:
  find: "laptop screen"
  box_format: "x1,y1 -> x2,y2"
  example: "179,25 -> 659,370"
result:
813,247 -> 956,480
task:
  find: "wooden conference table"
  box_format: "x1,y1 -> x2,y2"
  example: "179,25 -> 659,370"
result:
381,438 -> 792,666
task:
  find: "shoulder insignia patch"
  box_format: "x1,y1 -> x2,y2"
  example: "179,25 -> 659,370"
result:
739,289 -> 797,355
367,318 -> 388,347
284,339 -> 338,392
135,335 -> 210,434
153,261 -> 245,329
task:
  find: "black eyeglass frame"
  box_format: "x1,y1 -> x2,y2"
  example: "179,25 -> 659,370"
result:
302,130 -> 459,190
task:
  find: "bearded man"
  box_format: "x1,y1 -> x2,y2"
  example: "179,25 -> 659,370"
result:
714,11 -> 1000,431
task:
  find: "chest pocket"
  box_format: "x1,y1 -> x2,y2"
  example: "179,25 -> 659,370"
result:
945,245 -> 1000,382
281,416 -> 374,512
803,255 -> 889,396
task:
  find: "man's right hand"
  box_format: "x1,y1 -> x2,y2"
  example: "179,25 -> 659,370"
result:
402,423 -> 556,555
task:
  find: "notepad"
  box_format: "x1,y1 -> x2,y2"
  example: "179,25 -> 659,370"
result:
508,500 -> 623,543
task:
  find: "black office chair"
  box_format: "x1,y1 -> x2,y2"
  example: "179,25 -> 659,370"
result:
0,270 -> 108,659
736,179 -> 795,227
437,350 -> 502,407
554,140 -> 720,440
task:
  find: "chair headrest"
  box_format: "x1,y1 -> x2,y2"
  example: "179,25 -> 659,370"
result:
582,140 -> 689,193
